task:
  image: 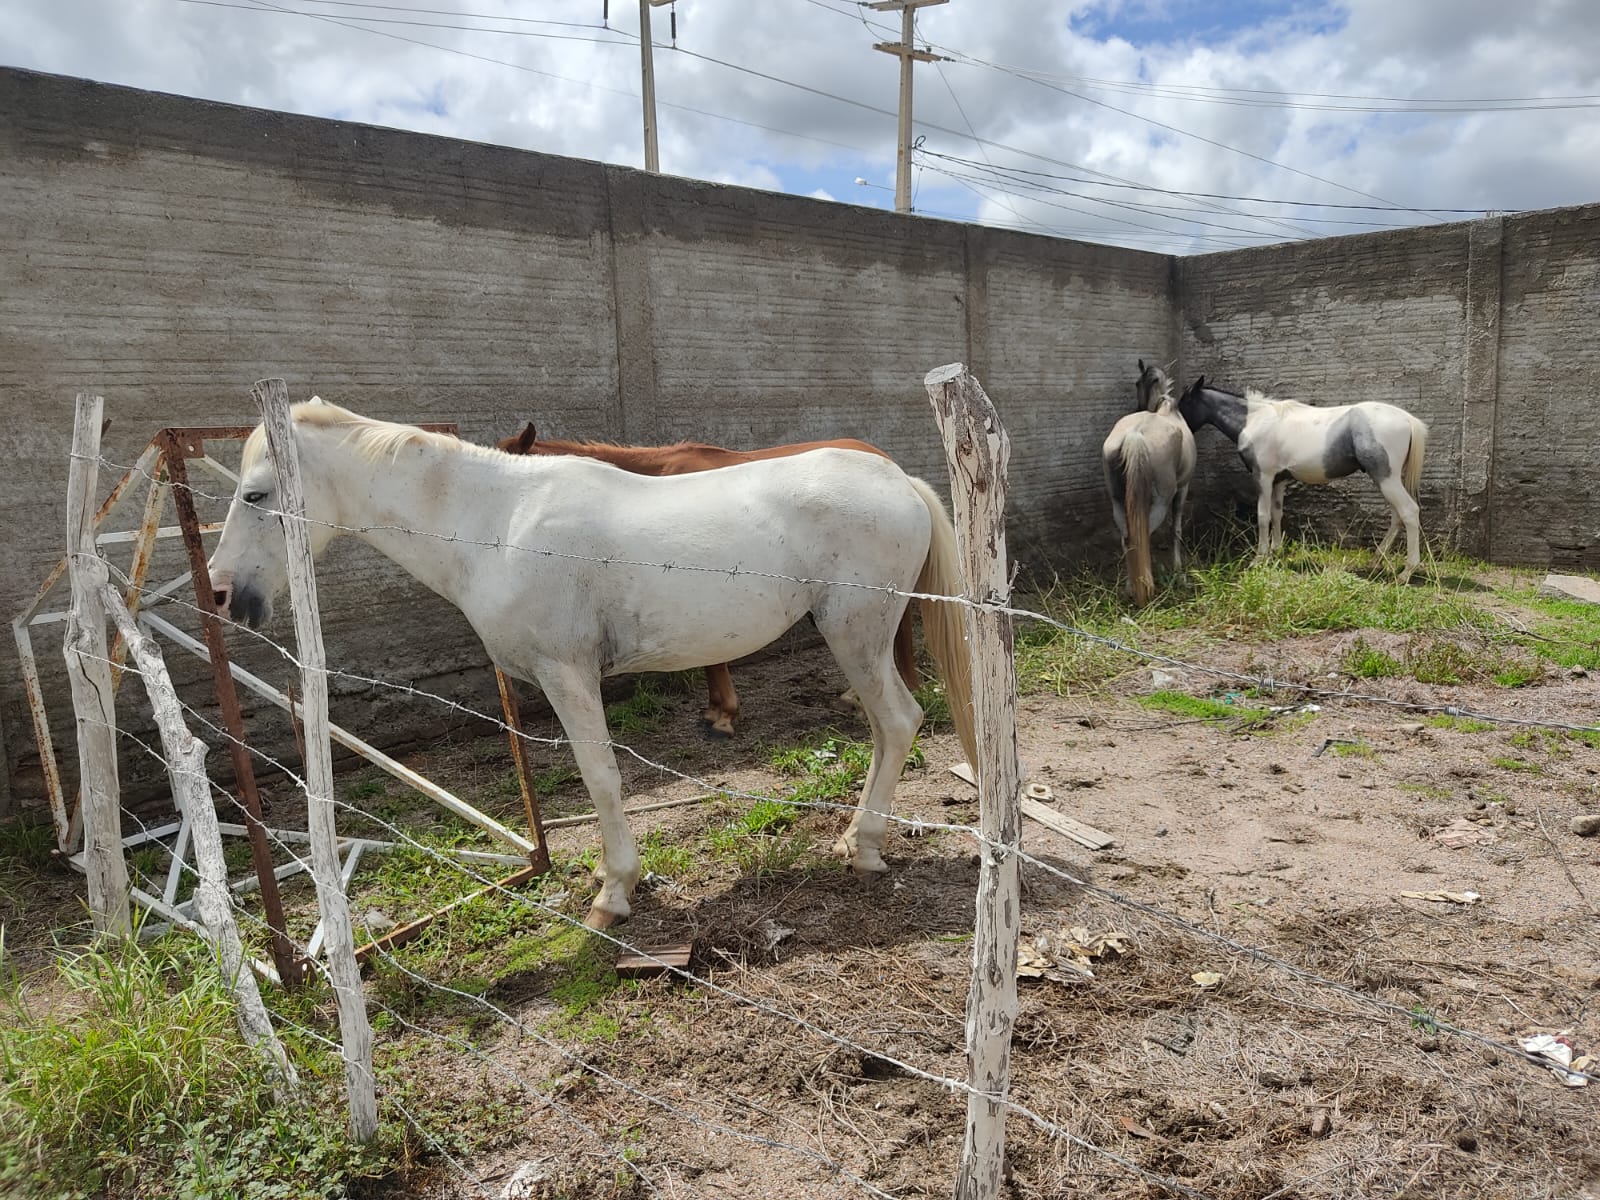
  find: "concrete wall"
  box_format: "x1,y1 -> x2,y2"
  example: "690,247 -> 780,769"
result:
4,66 -> 1597,812
0,68 -> 1172,807
1177,207 -> 1600,567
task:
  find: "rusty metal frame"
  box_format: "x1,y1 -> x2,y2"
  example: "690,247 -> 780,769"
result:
14,418 -> 552,984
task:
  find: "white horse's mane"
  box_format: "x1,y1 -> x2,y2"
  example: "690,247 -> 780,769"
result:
240,400 -> 495,471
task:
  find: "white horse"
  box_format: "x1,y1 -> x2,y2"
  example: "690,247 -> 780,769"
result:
207,400 -> 977,928
1102,361 -> 1197,605
1178,378 -> 1429,583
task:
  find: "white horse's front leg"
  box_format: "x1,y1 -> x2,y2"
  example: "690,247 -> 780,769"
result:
1270,477 -> 1290,553
1254,482 -> 1274,560
539,664 -> 640,927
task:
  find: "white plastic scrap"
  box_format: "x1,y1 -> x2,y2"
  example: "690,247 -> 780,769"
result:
1519,1034 -> 1591,1087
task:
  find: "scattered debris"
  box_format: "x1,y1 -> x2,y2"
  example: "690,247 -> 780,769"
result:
1396,721 -> 1425,735
1025,782 -> 1054,801
615,943 -> 693,980
1313,738 -> 1363,757
501,1160 -> 553,1200
1119,1115 -> 1161,1140
1400,889 -> 1481,905
361,909 -> 394,934
1570,814 -> 1600,838
1192,971 -> 1223,989
1149,669 -> 1181,690
1308,1108 -> 1334,1138
1016,927 -> 1130,984
1538,573 -> 1600,605
758,919 -> 794,951
1519,1033 -> 1592,1087
1432,817 -> 1499,849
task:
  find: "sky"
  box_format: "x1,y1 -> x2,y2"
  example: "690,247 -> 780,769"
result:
5,0 -> 1598,255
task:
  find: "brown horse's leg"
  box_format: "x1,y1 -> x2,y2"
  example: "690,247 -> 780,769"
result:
702,662 -> 739,738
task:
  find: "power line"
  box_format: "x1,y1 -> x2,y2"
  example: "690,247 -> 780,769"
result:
169,0 -> 639,42
938,47 -> 1445,221
917,149 -> 1516,214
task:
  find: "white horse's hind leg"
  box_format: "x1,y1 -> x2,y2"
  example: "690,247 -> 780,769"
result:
538,664 -> 640,927
1171,483 -> 1190,572
815,620 -> 921,875
1377,476 -> 1422,583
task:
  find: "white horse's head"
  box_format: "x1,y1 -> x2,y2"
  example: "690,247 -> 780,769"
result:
208,399 -> 342,628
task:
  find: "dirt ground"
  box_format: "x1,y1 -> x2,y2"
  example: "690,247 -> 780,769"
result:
6,609 -> 1599,1199
353,621 -> 1600,1200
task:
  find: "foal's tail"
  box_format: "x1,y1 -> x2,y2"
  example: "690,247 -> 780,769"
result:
1121,436 -> 1157,607
907,477 -> 979,772
1403,415 -> 1428,499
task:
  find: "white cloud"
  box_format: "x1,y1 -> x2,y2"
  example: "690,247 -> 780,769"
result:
3,0 -> 1596,254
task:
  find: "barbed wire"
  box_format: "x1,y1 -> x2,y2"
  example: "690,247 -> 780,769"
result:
86,449 -> 1600,738
77,607 -> 1600,1093
88,675 -> 1225,1200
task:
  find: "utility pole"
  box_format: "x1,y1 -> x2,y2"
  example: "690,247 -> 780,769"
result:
869,0 -> 948,213
637,0 -> 675,173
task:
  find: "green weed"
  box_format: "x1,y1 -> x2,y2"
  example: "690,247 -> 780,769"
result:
1426,714 -> 1495,733
1490,756 -> 1541,774
1136,689 -> 1271,724
605,680 -> 670,735
1343,637 -> 1403,679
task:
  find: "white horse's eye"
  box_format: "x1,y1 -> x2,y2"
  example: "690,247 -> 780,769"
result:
243,491 -> 268,505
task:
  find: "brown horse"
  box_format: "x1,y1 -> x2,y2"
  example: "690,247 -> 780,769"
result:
494,422 -> 919,737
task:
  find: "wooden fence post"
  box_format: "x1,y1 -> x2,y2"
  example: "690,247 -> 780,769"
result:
924,364 -> 1022,1200
252,377 -> 376,1142
62,394 -> 132,938
103,588 -> 299,1096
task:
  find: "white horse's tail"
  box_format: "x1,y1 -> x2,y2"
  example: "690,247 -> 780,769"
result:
1121,435 -> 1157,607
1403,416 -> 1427,498
906,477 -> 979,771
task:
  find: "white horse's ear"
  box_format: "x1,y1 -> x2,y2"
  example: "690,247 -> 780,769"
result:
307,394 -> 327,406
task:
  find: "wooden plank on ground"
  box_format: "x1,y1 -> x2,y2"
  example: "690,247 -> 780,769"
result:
614,943 -> 693,980
1020,798 -> 1115,851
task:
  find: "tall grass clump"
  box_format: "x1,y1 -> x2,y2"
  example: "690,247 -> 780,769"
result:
0,932 -> 372,1199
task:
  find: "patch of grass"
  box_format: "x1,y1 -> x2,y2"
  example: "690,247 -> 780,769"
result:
1399,783 -> 1452,800
914,678 -> 951,727
1331,740 -> 1375,759
768,734 -> 920,806
533,765 -> 582,794
1343,636 -> 1404,679
1427,714 -> 1495,733
1137,689 -> 1271,723
1496,586 -> 1600,671
1491,660 -> 1544,687
605,679 -> 670,735
0,932 -> 379,1200
0,818 -> 56,870
1489,756 -> 1542,774
638,831 -> 693,880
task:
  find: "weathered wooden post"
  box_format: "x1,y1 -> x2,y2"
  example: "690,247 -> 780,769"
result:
62,394 -> 132,938
923,364 -> 1022,1200
252,377 -> 376,1141
103,589 -> 298,1096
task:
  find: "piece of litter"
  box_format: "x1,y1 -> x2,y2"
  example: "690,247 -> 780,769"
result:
949,762 -> 977,787
361,909 -> 394,934
1401,889 -> 1481,905
1025,782 -> 1054,801
501,1160 -> 553,1200
615,943 -> 693,979
758,919 -> 794,951
1433,817 -> 1498,849
1192,971 -> 1223,989
1520,1034 -> 1590,1087
1119,1115 -> 1159,1140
